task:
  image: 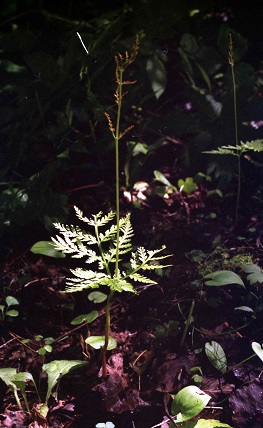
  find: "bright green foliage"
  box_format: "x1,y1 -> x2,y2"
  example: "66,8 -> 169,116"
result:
178,177 -> 196,194
85,336 -> 117,350
0,368 -> 37,412
169,385 -> 232,427
0,295 -> 19,320
0,360 -> 86,415
203,140 -> 263,156
51,207 -> 171,294
42,360 -> 87,409
171,386 -> 211,422
205,341 -> 227,373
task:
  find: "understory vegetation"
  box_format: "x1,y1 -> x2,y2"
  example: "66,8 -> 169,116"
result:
1,1 -> 263,427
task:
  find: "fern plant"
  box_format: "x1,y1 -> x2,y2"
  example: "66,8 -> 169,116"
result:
204,34 -> 263,225
52,36 -> 171,377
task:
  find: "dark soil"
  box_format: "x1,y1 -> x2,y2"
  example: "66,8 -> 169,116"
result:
1,190 -> 263,428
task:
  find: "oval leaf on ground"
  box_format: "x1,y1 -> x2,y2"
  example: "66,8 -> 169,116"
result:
205,341 -> 227,373
204,270 -> 245,287
171,386 -> 211,422
30,241 -> 65,258
85,335 -> 117,350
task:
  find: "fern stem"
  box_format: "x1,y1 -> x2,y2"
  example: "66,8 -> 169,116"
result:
114,67 -> 124,279
102,289 -> 114,377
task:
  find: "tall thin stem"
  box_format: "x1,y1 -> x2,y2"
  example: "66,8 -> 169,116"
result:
114,67 -> 124,279
229,33 -> 240,226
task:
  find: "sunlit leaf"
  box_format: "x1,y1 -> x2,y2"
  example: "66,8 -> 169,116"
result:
171,386 -> 211,422
5,296 -> 19,307
205,341 -> 227,373
30,241 -> 65,258
5,309 -> 19,317
85,335 -> 117,350
42,360 -> 87,404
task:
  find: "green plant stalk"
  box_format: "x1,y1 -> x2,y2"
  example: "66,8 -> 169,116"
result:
102,289 -> 115,377
13,387 -> 23,410
230,36 -> 240,226
179,300 -> 195,353
101,66 -> 124,378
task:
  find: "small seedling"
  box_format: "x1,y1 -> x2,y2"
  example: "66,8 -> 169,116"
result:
0,295 -> 19,321
0,360 -> 87,417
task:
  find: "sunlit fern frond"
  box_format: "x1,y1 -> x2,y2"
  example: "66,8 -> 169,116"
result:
53,223 -> 97,245
241,139 -> 263,152
65,269 -> 107,292
129,272 -> 157,284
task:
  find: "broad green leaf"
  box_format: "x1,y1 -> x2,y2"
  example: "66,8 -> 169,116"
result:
171,386 -> 211,422
38,347 -> 47,355
205,341 -> 227,373
71,310 -> 98,325
30,241 -> 65,258
204,270 -> 245,287
42,360 -> 87,404
85,335 -> 117,350
0,368 -> 17,386
252,342 -> 263,362
44,337 -> 55,345
5,296 -> 19,307
146,52 -> 167,100
242,263 -> 263,285
178,177 -> 196,194
88,291 -> 107,303
179,419 -> 232,427
5,309 -> 19,317
44,345 -> 53,353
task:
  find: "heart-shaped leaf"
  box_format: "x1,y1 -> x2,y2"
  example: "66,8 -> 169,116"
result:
85,335 -> 117,350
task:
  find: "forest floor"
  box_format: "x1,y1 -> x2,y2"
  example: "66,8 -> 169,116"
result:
0,188 -> 263,428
